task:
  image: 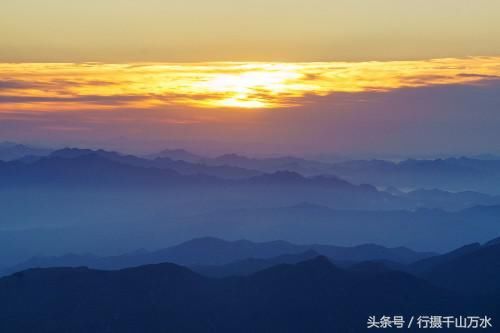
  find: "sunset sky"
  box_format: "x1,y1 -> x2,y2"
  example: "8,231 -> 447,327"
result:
2,0 -> 500,62
1,0 -> 500,156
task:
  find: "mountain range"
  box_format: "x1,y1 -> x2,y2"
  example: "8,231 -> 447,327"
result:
0,258 -> 462,333
330,158 -> 500,194
51,148 -> 261,179
145,148 -> 206,163
0,237 -> 434,277
7,144 -> 500,195
177,203 -> 500,251
3,146 -> 500,266
0,142 -> 52,161
141,148 -> 500,194
2,143 -> 500,332
4,147 -> 500,211
146,148 -> 500,194
4,238 -> 500,332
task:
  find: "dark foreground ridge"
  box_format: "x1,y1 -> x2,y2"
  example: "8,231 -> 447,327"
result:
1,247 -> 499,332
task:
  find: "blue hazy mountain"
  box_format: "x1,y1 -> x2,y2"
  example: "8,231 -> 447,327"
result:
3,147 -> 500,266
0,141 -> 52,161
0,153 -> 211,187
206,153 -> 333,176
0,256 -> 468,333
0,151 -> 396,206
330,157 -> 500,194
409,242 -> 482,275
0,150 -> 409,206
1,237 -> 434,276
58,148 -> 328,177
51,148 -> 261,179
247,170 -> 372,189
146,149 -> 500,194
398,188 -> 500,210
143,153 -> 500,195
191,250 -> 321,277
3,201 -> 500,266
6,149 -> 500,210
178,203 -> 500,252
145,148 -> 206,162
9,145 -> 500,194
146,149 -> 333,175
421,241 -> 500,295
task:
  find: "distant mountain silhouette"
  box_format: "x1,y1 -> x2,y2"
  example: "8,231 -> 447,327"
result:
50,148 -> 261,179
182,204 -> 500,252
408,243 -> 482,275
191,250 -> 320,277
483,236 -> 500,246
145,148 -> 205,162
1,237 -> 434,276
8,148 -> 500,209
205,153 -> 332,176
400,188 -> 500,210
121,149 -> 334,175
422,242 -> 500,295
0,141 -> 52,161
0,150 -> 409,210
136,149 -> 333,176
247,170 -> 376,190
9,146 -> 500,195
0,154 -> 213,188
0,257 -> 469,333
146,150 -> 337,177
352,236 -> 500,296
330,157 -> 500,194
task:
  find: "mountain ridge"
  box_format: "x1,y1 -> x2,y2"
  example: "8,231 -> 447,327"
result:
1,236 -> 435,277
0,256 -> 465,333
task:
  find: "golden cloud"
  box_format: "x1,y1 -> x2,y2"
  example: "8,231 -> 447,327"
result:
0,57 -> 499,111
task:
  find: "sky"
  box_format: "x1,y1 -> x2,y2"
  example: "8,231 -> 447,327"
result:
1,0 -> 500,156
2,0 -> 500,62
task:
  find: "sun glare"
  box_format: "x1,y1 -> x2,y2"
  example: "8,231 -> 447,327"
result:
194,68 -> 303,108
